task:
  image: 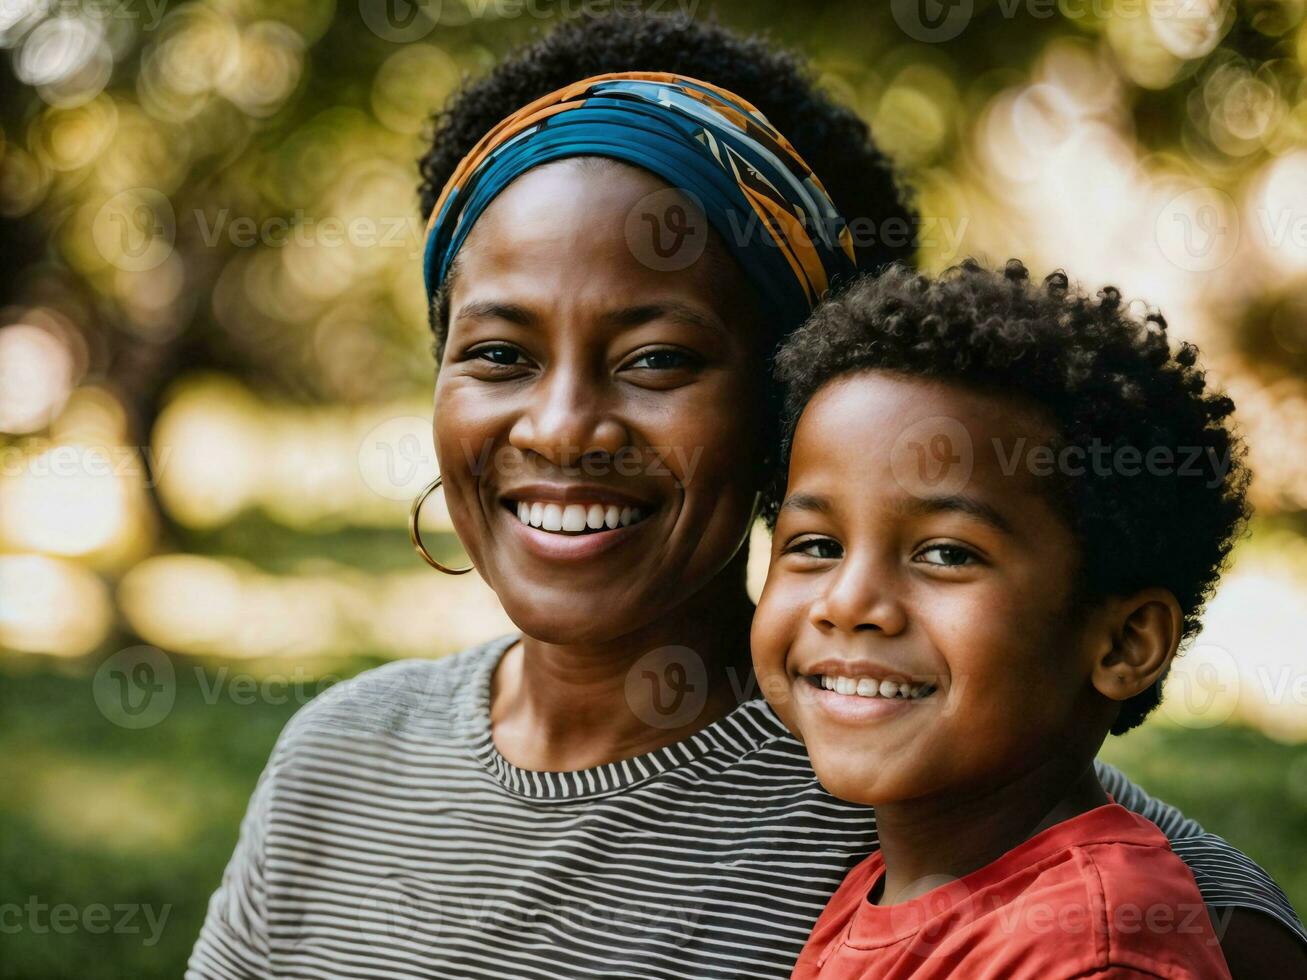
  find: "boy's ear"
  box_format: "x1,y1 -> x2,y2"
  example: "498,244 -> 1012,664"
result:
1091,588 -> 1183,702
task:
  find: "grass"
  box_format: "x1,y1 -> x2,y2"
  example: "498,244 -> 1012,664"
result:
1,656 -> 1303,978
0,653 -> 378,979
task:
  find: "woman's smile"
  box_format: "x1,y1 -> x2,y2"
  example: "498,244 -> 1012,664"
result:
496,481 -> 663,562
500,482 -> 657,534
509,500 -> 649,534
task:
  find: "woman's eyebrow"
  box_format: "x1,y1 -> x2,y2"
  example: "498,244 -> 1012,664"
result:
454,300 -> 538,326
601,302 -> 726,336
452,300 -> 725,335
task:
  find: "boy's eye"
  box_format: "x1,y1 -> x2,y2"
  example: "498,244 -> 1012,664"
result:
915,544 -> 978,568
784,535 -> 843,560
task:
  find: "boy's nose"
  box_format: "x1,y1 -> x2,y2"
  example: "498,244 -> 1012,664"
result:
808,564 -> 907,637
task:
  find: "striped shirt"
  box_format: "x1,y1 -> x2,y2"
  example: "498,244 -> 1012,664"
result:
187,633 -> 1305,979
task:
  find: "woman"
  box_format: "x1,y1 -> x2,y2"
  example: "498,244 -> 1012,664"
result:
188,13 -> 1304,979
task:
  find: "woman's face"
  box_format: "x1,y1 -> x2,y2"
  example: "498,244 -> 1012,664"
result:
433,159 -> 769,645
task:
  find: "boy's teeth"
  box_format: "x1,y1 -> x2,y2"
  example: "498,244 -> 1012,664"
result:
515,500 -> 646,534
817,674 -> 933,700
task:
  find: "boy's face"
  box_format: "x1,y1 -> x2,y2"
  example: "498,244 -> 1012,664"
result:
751,371 -> 1111,806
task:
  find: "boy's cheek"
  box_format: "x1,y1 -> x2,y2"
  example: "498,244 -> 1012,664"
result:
757,672 -> 807,744
749,585 -> 789,666
749,595 -> 805,727
758,669 -> 793,706
747,614 -> 795,704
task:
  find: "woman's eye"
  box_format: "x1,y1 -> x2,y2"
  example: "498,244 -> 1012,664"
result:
626,348 -> 697,371
785,536 -> 843,560
471,344 -> 525,367
915,544 -> 977,568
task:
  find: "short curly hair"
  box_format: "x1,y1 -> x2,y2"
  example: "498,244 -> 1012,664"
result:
417,9 -> 915,354
772,258 -> 1252,735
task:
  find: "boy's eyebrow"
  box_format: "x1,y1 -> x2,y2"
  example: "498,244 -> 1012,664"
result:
779,492 -> 832,516
778,491 -> 1014,533
903,494 -> 1014,534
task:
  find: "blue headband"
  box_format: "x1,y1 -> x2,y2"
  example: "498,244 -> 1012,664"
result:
423,71 -> 857,330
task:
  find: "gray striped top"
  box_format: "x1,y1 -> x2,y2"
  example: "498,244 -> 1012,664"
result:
187,633 -> 1305,979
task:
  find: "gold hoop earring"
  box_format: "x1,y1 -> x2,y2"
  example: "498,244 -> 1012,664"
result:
409,476 -> 474,575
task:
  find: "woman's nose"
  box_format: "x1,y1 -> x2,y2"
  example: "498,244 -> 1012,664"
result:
808,560 -> 908,636
507,367 -> 629,468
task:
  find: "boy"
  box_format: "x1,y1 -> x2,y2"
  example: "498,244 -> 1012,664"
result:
751,258 -> 1244,978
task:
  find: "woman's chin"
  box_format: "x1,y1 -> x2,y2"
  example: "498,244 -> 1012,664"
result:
494,595 -> 651,648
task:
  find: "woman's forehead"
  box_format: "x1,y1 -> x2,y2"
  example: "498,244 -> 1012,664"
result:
450,158 -> 758,326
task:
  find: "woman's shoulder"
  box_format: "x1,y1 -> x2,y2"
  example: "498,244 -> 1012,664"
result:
270,634 -> 514,755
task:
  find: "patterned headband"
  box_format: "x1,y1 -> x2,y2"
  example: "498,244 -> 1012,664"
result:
422,71 -> 857,330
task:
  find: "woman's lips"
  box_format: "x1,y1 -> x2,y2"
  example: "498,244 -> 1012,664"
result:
500,500 -> 656,562
510,499 -> 647,533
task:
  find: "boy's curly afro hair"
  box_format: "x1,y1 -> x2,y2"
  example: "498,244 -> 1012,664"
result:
772,258 -> 1252,735
417,9 -> 915,351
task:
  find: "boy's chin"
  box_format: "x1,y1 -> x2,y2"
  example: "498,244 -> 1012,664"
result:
810,755 -> 911,809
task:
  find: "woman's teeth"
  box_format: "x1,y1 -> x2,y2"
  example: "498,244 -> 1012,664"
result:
815,675 -> 935,700
515,501 -> 646,534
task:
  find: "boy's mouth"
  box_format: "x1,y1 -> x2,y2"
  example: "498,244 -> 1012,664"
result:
801,672 -> 937,701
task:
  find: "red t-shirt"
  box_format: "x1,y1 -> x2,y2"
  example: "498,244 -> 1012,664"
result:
792,803 -> 1231,979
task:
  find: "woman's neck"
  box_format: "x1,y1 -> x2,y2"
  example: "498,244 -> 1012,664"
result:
872,756 -> 1109,905
488,559 -> 757,772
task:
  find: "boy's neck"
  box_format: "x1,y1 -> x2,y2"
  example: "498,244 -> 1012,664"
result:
871,755 -> 1110,905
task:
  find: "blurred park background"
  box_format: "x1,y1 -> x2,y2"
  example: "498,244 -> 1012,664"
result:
2,0 -> 1307,975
